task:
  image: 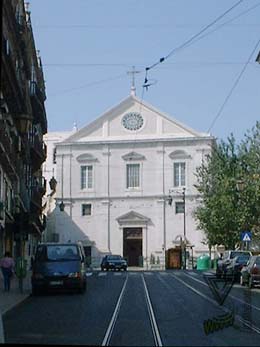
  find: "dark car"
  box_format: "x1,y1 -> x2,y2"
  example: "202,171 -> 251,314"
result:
216,250 -> 252,278
240,255 -> 260,288
101,255 -> 127,271
31,242 -> 87,295
225,254 -> 251,281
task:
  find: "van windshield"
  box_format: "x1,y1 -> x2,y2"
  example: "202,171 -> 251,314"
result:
36,245 -> 81,261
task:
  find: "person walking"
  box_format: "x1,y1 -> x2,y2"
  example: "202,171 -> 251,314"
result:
0,251 -> 15,292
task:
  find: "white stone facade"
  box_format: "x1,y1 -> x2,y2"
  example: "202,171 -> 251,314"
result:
50,95 -> 214,269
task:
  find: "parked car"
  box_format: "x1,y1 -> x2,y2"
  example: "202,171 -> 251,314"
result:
216,250 -> 252,278
101,255 -> 127,271
240,255 -> 260,288
225,254 -> 251,281
31,242 -> 87,295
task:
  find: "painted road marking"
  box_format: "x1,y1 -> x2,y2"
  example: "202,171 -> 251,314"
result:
188,271 -> 200,277
142,274 -> 163,347
101,275 -> 128,346
171,272 -> 260,334
86,272 -> 93,277
98,272 -> 107,277
183,271 -> 260,313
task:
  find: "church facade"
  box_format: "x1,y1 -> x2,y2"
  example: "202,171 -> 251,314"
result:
53,94 -> 214,269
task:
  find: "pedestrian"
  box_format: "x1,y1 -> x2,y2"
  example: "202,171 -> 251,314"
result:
0,251 -> 15,292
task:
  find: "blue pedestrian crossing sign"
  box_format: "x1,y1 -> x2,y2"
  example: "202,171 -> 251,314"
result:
241,231 -> 252,242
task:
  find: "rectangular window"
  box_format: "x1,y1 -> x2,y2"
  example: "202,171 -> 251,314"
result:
82,204 -> 91,216
175,202 -> 185,214
174,162 -> 186,187
81,165 -> 93,189
126,164 -> 140,188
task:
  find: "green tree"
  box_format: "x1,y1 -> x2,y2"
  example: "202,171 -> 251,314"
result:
194,122 -> 260,250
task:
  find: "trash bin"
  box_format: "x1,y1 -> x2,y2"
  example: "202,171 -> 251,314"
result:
197,254 -> 210,270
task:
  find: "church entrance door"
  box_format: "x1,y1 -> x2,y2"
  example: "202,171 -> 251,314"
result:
123,228 -> 142,267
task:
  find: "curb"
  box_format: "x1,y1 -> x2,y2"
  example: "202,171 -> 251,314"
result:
0,291 -> 30,344
0,314 -> 4,344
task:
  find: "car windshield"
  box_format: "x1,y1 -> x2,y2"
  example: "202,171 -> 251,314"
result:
36,245 -> 80,261
107,255 -> 122,260
236,255 -> 250,264
230,251 -> 250,259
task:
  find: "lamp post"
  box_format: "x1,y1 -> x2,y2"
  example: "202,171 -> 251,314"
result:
182,187 -> 186,269
236,179 -> 247,250
168,187 -> 187,269
59,154 -> 65,212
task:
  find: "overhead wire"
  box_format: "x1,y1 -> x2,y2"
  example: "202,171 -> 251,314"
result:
132,0 -> 246,155
144,0 -> 244,86
47,73 -> 127,97
207,36 -> 260,133
173,1 -> 260,54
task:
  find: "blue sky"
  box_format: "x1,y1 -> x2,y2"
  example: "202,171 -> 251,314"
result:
29,0 -> 260,142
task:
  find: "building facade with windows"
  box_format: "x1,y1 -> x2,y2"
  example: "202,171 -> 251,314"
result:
53,94 -> 214,268
0,0 -> 47,262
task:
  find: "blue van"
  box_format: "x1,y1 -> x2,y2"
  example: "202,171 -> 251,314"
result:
31,242 -> 87,295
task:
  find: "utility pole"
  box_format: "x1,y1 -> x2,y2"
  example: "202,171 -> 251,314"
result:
183,187 -> 186,270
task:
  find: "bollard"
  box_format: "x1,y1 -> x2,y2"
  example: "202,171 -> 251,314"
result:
15,258 -> 27,293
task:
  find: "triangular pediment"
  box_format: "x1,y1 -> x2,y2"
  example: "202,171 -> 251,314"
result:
61,95 -> 209,144
116,210 -> 150,224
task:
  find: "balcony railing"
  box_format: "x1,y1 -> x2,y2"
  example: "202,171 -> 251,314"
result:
29,81 -> 46,102
0,119 -> 20,177
20,180 -> 31,212
0,201 -> 4,220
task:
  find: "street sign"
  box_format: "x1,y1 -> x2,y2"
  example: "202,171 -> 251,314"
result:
240,231 -> 252,242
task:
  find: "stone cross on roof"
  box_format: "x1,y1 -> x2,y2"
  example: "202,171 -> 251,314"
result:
127,66 -> 141,96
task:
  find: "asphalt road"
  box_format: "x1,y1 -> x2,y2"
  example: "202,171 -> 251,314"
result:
3,270 -> 260,346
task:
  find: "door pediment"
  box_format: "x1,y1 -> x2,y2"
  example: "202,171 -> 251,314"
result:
116,210 -> 150,225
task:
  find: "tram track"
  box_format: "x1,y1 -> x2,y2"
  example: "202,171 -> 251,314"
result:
101,272 -> 163,346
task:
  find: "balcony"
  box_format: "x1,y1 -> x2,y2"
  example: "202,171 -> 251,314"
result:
0,201 -> 4,220
29,213 -> 46,235
0,119 -> 20,180
30,133 -> 47,169
19,180 -> 31,212
30,177 -> 47,211
29,81 -> 47,133
2,51 -> 25,113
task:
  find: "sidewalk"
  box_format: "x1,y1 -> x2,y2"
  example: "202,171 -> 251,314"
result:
0,272 -> 31,343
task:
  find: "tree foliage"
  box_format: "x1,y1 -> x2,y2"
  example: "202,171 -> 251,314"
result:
194,121 -> 260,249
